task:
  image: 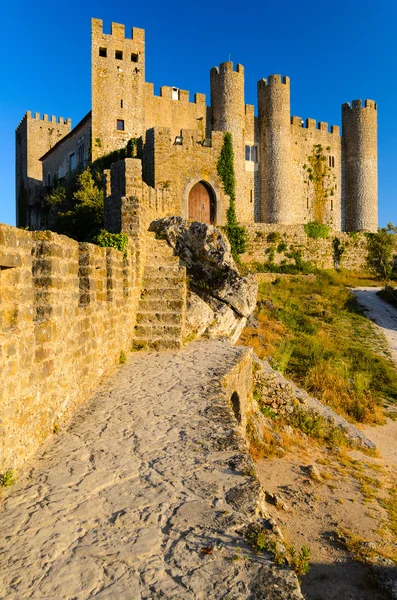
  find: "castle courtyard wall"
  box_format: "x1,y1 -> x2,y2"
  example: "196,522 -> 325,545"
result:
242,224 -> 368,271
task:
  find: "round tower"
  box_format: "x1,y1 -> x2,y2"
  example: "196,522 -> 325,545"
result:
258,75 -> 292,223
342,99 -> 378,232
210,62 -> 245,222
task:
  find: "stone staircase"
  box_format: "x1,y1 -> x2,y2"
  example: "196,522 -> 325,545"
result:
132,233 -> 187,350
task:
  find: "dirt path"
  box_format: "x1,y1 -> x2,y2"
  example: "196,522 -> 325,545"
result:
352,287 -> 397,465
353,287 -> 397,362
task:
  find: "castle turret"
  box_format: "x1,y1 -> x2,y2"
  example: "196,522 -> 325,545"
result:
258,75 -> 292,223
210,62 -> 246,221
342,99 -> 378,232
15,112 -> 71,228
91,18 -> 145,161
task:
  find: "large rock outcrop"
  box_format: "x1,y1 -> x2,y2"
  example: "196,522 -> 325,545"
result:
149,217 -> 258,343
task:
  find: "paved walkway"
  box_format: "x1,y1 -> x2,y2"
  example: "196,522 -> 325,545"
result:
0,340 -> 302,600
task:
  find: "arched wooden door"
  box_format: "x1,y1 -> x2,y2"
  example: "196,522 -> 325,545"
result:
188,182 -> 214,223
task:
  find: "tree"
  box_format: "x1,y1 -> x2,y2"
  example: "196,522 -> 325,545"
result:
217,132 -> 248,260
55,168 -> 104,241
366,223 -> 397,280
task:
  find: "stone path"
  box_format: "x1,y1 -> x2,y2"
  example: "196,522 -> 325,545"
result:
0,340 -> 302,600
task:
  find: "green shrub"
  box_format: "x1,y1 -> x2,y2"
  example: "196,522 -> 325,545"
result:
93,230 -> 129,255
304,221 -> 330,239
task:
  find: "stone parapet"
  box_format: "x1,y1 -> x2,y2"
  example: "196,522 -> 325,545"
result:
0,224 -> 141,472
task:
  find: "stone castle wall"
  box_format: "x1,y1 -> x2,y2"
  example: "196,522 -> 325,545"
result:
242,224 -> 368,271
0,224 -> 142,472
0,159 -> 173,473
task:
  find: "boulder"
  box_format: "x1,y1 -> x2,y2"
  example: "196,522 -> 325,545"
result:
149,217 -> 258,343
185,292 -> 214,338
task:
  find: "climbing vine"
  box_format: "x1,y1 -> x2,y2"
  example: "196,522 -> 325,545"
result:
303,144 -> 336,224
217,132 -> 247,260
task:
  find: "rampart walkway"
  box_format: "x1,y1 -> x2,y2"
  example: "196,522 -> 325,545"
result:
0,340 -> 302,599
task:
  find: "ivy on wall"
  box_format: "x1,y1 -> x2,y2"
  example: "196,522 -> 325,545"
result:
217,132 -> 247,260
303,144 -> 336,225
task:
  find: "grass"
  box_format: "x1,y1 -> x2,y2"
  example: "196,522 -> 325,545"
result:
239,270 -> 397,424
0,469 -> 15,488
245,524 -> 311,577
119,350 -> 127,364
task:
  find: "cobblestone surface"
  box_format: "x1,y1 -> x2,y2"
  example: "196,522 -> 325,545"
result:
0,340 -> 303,600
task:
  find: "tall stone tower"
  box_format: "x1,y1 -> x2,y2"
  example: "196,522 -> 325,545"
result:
15,112 -> 71,228
342,100 -> 378,232
210,62 -> 246,220
91,18 -> 145,161
258,75 -> 292,223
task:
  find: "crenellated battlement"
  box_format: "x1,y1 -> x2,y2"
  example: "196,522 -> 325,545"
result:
146,82 -> 206,105
258,74 -> 290,88
210,62 -> 244,77
91,17 -> 144,43
17,111 -> 71,129
290,116 -> 340,135
342,99 -> 377,112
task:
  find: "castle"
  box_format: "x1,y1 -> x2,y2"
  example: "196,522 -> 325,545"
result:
16,18 -> 378,233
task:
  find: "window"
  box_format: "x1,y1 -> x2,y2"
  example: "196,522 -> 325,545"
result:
120,99 -> 123,108
69,153 -> 76,171
245,145 -> 258,162
117,119 -> 125,131
77,144 -> 85,166
115,50 -> 123,60
99,47 -> 107,57
329,156 -> 335,168
131,53 -> 138,62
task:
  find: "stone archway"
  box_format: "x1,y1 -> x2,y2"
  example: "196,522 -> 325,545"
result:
187,181 -> 216,224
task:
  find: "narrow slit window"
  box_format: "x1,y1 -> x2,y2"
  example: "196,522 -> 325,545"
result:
99,47 -> 107,57
131,53 -> 138,62
120,99 -> 123,108
115,50 -> 123,60
117,119 -> 125,131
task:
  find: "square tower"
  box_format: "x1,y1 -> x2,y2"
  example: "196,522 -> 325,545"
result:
91,18 -> 145,161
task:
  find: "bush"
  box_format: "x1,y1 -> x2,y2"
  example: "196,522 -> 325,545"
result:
304,221 -> 330,239
366,223 -> 397,280
93,230 -> 129,255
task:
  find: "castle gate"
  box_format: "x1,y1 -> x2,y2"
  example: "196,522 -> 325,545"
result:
188,181 -> 216,223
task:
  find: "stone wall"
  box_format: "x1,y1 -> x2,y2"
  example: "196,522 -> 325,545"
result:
41,113 -> 91,183
0,224 -> 142,472
0,159 -> 177,473
143,127 -> 229,225
242,223 -> 368,271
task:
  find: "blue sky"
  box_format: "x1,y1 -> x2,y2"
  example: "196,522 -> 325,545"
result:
1,0 -> 396,227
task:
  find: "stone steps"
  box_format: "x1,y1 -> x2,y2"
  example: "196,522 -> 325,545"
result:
139,299 -> 185,312
137,311 -> 183,325
132,234 -> 186,350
